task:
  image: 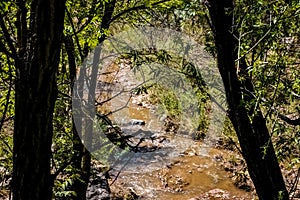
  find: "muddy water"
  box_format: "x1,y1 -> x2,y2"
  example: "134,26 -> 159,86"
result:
96,62 -> 254,199
111,154 -> 252,199
108,107 -> 253,199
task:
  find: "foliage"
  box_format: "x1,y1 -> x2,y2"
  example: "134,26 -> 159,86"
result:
231,0 -> 300,167
54,169 -> 81,199
122,48 -> 210,137
205,0 -> 300,195
0,55 -> 14,193
0,0 -> 299,198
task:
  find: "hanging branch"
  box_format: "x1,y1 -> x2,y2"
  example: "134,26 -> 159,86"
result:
108,0 -> 170,25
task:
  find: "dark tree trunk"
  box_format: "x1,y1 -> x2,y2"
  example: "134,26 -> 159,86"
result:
64,33 -> 86,199
78,1 -> 117,199
68,1 -> 117,199
13,0 -> 66,199
206,0 -> 288,199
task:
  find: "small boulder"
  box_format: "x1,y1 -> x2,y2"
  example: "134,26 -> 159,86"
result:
130,119 -> 146,126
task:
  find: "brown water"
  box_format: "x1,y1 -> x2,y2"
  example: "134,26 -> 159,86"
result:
96,62 -> 254,199
108,142 -> 253,199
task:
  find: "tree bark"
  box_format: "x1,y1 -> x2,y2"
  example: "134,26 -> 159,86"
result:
206,0 -> 288,199
13,0 -> 66,199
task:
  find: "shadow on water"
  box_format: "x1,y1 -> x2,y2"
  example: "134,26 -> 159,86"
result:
95,62 -> 254,199
110,152 -> 253,200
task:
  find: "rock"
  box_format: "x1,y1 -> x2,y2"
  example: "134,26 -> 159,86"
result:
190,189 -> 233,200
86,173 -> 110,200
129,119 -> 146,126
110,185 -> 139,200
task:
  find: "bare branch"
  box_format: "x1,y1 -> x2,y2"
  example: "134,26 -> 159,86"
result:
66,8 -> 85,60
289,168 -> 300,198
0,14 -> 17,58
291,91 -> 300,98
235,28 -> 271,62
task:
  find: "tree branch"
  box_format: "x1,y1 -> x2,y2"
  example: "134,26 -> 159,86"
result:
0,14 -> 17,58
277,115 -> 300,126
235,28 -> 271,62
108,0 -> 170,25
0,40 -> 14,59
66,8 -> 85,60
75,1 -> 104,34
242,87 -> 300,126
16,0 -> 28,53
0,62 -> 13,153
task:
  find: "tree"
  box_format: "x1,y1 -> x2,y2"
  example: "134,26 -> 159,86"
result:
206,0 -> 289,199
68,0 -> 117,198
1,0 -> 297,199
0,0 -> 65,199
56,0 -> 173,198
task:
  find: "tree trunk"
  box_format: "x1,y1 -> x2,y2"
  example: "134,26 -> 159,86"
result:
68,1 -> 117,199
206,0 -> 288,199
13,0 -> 66,199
